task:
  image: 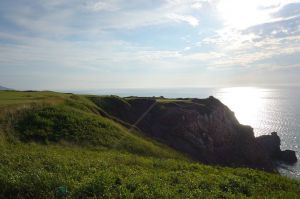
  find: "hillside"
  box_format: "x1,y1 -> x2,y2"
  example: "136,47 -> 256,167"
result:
0,91 -> 300,198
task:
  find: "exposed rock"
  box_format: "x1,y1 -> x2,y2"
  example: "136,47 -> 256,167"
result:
97,96 -> 297,171
278,150 -> 297,164
256,132 -> 281,159
256,132 -> 297,164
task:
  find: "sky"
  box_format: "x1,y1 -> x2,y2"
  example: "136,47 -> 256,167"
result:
0,0 -> 300,90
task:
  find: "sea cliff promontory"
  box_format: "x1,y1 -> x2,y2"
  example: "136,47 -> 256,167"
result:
90,95 -> 297,171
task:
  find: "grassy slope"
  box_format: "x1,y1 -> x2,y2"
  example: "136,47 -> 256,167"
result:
0,91 -> 300,199
0,91 -> 180,159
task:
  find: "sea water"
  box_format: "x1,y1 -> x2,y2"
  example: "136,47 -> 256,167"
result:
81,86 -> 300,179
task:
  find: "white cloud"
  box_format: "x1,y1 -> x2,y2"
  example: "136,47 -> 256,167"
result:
1,0 -> 300,88
198,0 -> 300,70
168,13 -> 199,27
86,1 -> 120,12
183,52 -> 225,61
216,0 -> 300,29
191,2 -> 203,9
183,46 -> 191,51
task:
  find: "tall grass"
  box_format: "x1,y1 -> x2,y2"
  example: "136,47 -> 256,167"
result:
1,143 -> 299,199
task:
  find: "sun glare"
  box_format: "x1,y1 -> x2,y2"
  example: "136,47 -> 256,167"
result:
217,0 -> 270,29
216,87 -> 269,133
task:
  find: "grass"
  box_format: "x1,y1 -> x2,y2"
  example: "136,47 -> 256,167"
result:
1,142 -> 300,199
1,97 -> 181,160
0,90 -> 68,107
0,91 -> 300,198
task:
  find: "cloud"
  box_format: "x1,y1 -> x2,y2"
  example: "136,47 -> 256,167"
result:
200,31 -> 300,69
1,0 -> 300,89
191,2 -> 203,9
168,14 -> 199,27
0,0 -> 202,36
197,1 -> 300,71
183,51 -> 224,61
244,16 -> 300,39
86,1 -> 120,12
273,3 -> 300,18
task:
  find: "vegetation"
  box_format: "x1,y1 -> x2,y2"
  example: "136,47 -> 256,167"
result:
0,91 -> 299,198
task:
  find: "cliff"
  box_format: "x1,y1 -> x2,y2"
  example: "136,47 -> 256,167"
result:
90,95 -> 297,171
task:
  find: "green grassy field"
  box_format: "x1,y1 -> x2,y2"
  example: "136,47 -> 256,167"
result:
0,91 -> 68,107
0,91 -> 300,199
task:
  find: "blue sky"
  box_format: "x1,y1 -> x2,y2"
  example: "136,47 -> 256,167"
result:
0,0 -> 300,90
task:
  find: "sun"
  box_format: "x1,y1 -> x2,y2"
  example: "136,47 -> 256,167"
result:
217,0 -> 270,29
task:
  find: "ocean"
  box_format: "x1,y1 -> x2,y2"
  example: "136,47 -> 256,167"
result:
79,86 -> 300,179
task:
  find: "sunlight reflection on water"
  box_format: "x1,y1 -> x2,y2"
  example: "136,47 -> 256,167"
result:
215,87 -> 270,137
215,87 -> 300,179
